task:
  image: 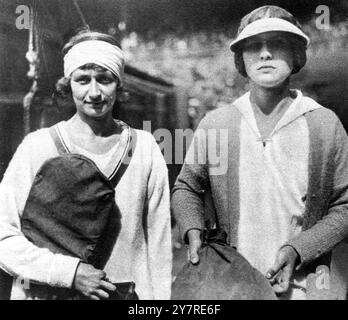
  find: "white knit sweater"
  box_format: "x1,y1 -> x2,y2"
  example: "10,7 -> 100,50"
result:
0,123 -> 172,299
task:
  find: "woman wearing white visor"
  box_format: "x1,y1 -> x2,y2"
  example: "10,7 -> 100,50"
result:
172,6 -> 348,299
0,30 -> 172,300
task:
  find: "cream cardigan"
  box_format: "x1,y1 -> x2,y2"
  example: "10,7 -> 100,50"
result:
0,123 -> 172,300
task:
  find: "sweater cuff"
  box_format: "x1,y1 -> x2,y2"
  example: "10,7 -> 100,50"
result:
285,237 -> 323,269
47,255 -> 80,288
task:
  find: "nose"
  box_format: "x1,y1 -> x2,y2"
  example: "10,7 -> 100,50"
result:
259,43 -> 272,61
88,79 -> 102,101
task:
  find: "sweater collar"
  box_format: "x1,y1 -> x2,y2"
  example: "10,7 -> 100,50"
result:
233,90 -> 322,138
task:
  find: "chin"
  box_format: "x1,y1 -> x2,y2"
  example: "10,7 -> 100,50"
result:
85,106 -> 113,118
79,110 -> 111,120
89,112 -> 111,119
253,74 -> 290,89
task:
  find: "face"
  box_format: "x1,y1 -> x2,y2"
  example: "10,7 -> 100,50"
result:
242,31 -> 294,88
70,67 -> 118,119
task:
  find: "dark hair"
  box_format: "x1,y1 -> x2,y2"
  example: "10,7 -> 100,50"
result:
233,6 -> 307,77
55,29 -> 123,102
62,28 -> 121,55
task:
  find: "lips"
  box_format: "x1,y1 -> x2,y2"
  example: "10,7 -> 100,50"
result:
85,101 -> 105,105
257,65 -> 275,70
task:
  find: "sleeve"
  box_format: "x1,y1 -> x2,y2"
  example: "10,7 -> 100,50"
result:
286,118 -> 348,266
0,133 -> 80,289
171,119 -> 209,242
146,136 -> 172,300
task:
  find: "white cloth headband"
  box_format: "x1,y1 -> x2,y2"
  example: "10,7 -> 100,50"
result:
63,40 -> 125,85
230,17 -> 310,51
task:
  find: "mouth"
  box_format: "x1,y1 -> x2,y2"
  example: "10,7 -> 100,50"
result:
85,101 -> 106,106
257,65 -> 276,70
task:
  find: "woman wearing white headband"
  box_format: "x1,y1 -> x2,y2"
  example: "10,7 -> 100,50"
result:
173,6 -> 348,300
0,30 -> 172,299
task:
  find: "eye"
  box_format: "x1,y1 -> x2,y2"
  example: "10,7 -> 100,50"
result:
270,38 -> 288,48
243,41 -> 262,52
74,76 -> 90,84
97,76 -> 115,84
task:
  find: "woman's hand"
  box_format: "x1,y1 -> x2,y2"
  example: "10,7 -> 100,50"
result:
186,229 -> 202,264
73,262 -> 116,300
266,245 -> 300,295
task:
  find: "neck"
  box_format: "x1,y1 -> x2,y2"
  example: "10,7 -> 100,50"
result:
249,80 -> 292,115
70,112 -> 117,137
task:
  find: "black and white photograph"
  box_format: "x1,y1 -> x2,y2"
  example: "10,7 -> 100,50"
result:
0,0 -> 347,304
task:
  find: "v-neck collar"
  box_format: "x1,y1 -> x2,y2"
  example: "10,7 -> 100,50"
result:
233,90 -> 322,139
56,120 -> 131,180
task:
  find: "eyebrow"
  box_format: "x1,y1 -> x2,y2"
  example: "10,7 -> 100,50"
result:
72,70 -> 115,78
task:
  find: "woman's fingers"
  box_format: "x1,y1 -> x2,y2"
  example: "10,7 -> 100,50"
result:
74,262 -> 118,299
266,246 -> 299,295
266,254 -> 285,280
189,240 -> 201,264
86,283 -> 114,300
100,280 -> 116,292
272,275 -> 290,294
267,270 -> 281,285
187,229 -> 202,265
267,268 -> 289,294
88,279 -> 116,299
95,289 -> 110,299
275,265 -> 292,293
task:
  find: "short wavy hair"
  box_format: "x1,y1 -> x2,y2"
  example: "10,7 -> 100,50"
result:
233,6 -> 307,77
